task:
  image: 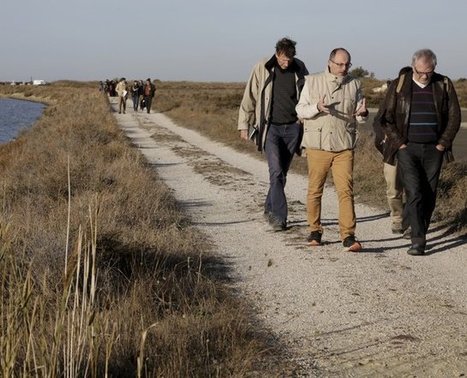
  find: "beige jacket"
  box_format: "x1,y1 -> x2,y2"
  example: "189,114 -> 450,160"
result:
296,69 -> 366,152
115,80 -> 127,97
238,55 -> 308,151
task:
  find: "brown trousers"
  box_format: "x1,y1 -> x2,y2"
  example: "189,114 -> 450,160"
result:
306,149 -> 356,240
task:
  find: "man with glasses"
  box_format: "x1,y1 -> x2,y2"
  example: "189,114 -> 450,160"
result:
296,48 -> 367,252
238,37 -> 308,231
381,49 -> 461,255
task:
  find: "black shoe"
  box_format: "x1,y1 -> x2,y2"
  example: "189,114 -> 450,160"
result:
271,220 -> 286,232
267,214 -> 286,231
407,244 -> 425,256
307,231 -> 322,246
343,235 -> 362,252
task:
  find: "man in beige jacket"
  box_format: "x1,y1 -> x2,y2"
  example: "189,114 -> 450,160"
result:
115,77 -> 128,114
238,37 -> 308,231
296,48 -> 367,251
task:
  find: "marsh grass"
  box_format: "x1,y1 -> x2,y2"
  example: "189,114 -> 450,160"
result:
0,84 -> 286,376
155,80 -> 466,232
0,78 -> 464,375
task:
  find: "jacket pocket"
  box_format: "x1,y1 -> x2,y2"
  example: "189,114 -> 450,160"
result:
302,125 -> 322,150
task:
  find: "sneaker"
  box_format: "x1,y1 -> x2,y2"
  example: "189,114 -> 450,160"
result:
343,235 -> 362,252
307,231 -> 322,246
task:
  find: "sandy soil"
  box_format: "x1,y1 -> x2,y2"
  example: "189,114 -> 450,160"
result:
112,98 -> 467,377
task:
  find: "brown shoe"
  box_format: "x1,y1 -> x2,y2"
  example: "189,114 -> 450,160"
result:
343,235 -> 362,252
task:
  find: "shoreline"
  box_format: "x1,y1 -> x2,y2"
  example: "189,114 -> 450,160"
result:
0,92 -> 52,106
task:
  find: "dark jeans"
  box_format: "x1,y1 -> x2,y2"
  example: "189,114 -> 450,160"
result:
144,96 -> 153,113
397,143 -> 444,246
132,95 -> 139,111
118,96 -> 126,113
264,122 -> 302,224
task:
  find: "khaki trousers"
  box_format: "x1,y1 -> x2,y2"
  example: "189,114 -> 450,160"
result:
306,149 -> 356,240
383,162 -> 404,227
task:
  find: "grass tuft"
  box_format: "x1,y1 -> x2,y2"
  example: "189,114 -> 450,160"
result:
0,83 -> 286,376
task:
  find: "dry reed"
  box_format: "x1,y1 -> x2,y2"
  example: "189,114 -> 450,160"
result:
0,84 -> 286,376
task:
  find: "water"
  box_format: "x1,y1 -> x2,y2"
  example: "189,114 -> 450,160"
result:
0,98 -> 45,144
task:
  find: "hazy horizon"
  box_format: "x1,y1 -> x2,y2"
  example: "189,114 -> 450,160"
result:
2,0 -> 467,82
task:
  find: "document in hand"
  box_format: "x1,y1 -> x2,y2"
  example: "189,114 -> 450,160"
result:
248,125 -> 258,140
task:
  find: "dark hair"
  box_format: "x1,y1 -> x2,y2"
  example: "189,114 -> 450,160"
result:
329,48 -> 351,62
275,37 -> 296,58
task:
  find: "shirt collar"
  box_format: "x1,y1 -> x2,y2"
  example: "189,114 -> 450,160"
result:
412,77 -> 430,88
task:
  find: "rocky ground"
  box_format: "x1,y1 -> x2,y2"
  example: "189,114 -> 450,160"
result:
112,98 -> 467,377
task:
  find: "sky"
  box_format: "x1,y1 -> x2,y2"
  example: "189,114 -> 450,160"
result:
2,0 -> 467,83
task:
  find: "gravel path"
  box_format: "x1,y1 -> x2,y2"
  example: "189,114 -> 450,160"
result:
112,99 -> 467,377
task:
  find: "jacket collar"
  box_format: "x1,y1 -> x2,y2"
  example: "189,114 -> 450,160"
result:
324,66 -> 351,86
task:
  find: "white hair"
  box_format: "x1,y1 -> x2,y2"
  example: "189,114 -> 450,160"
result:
412,49 -> 437,67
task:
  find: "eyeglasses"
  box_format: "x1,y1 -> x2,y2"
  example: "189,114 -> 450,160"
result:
413,67 -> 434,76
330,60 -> 352,68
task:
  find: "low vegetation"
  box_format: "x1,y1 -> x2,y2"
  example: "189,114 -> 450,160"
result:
0,84 -> 286,376
0,76 -> 464,375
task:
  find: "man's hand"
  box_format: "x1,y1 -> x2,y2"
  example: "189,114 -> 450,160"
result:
354,98 -> 367,116
317,95 -> 330,113
435,144 -> 445,152
240,129 -> 249,140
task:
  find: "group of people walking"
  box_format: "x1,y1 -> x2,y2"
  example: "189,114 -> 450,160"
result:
238,37 -> 461,255
114,78 -> 157,114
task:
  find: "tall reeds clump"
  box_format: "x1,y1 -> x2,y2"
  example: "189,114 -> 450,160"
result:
0,84 -> 281,376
